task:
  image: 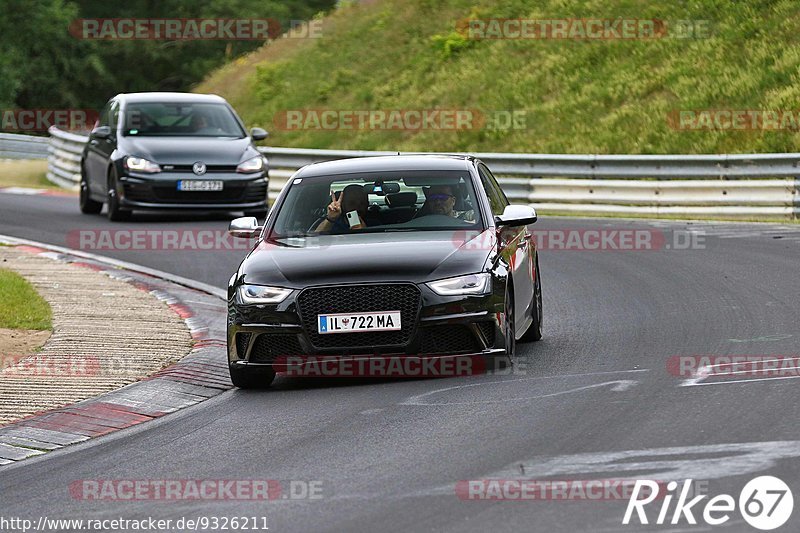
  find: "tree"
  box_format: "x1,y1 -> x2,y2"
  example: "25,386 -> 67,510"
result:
0,0 -> 336,111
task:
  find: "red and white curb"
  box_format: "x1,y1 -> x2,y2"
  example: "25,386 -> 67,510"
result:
0,238 -> 231,466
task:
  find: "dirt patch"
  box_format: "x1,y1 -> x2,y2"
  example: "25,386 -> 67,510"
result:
0,328 -> 51,367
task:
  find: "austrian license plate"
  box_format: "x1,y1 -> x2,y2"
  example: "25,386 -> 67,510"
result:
177,180 -> 223,192
318,311 -> 402,334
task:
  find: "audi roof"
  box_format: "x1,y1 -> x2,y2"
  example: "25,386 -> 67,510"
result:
296,154 -> 477,178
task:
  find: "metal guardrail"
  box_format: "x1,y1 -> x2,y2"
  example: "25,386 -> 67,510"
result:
262,147 -> 800,219
0,133 -> 49,160
41,128 -> 800,219
46,127 -> 86,189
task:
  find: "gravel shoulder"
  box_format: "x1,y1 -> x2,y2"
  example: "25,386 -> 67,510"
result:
0,246 -> 192,424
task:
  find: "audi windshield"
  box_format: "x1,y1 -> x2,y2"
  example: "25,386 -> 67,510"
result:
269,171 -> 485,238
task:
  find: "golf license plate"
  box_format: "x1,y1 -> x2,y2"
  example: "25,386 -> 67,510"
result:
177,180 -> 223,192
318,311 -> 402,334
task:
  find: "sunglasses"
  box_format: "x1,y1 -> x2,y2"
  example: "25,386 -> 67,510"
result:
428,193 -> 455,201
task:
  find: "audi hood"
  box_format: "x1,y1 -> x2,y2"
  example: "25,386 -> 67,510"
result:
238,230 -> 497,287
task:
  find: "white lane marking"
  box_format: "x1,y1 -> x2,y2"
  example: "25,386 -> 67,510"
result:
685,374 -> 800,387
590,523 -> 730,533
399,369 -> 647,406
681,357 -> 800,386
680,364 -> 711,387
438,440 -> 800,492
384,441 -> 800,511
727,334 -> 793,343
403,380 -> 638,406
707,356 -> 800,369
723,363 -> 800,377
290,441 -> 800,513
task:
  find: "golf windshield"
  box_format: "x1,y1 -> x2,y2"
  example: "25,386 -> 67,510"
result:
122,102 -> 245,137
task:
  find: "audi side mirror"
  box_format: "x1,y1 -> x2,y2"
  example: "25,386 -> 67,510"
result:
228,217 -> 263,238
495,205 -> 537,227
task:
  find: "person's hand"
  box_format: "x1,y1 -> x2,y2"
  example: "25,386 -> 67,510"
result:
326,191 -> 342,221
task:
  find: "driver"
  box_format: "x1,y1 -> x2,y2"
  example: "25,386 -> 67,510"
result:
190,113 -> 213,133
314,184 -> 369,233
416,184 -> 475,221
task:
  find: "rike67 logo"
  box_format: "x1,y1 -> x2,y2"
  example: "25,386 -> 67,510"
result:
623,476 -> 793,530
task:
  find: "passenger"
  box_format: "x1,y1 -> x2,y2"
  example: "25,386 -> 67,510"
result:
315,184 -> 369,233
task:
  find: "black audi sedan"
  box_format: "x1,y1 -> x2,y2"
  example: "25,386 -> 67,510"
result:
226,155 -> 542,388
79,92 -> 269,221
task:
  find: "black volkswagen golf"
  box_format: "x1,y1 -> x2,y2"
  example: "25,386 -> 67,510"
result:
79,92 -> 269,221
226,155 -> 543,388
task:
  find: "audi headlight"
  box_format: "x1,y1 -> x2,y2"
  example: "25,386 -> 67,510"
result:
237,156 -> 266,174
426,273 -> 491,296
237,284 -> 292,304
124,156 -> 161,173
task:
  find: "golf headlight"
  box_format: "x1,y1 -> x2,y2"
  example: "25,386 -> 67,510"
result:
237,156 -> 266,173
238,284 -> 292,304
124,156 -> 161,173
427,273 -> 491,296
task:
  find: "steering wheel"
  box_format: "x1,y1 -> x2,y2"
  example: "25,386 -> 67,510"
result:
408,214 -> 472,227
308,216 -> 328,233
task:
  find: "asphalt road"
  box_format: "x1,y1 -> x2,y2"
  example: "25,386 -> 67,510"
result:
2,191 -> 800,532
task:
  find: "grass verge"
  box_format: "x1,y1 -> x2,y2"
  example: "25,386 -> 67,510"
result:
0,160 -> 52,189
0,268 -> 52,330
